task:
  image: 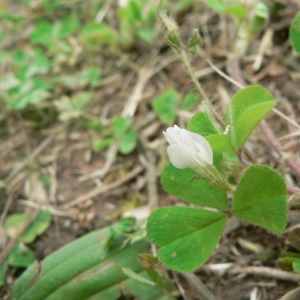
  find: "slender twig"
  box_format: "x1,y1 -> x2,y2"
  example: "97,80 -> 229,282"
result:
182,272 -> 218,300
229,266 -> 300,283
172,272 -> 189,300
144,150 -> 159,209
139,132 -> 159,209
272,107 -> 300,131
206,58 -> 244,89
18,200 -> 75,217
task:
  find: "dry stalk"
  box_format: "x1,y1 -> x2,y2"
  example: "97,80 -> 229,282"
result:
229,266 -> 300,283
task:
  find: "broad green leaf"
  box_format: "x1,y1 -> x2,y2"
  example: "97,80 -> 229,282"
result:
4,213 -> 28,238
290,12 -> 300,54
4,211 -> 51,244
161,164 -> 228,210
114,117 -> 132,137
21,210 -> 51,243
151,89 -> 179,123
119,130 -> 138,154
188,112 -> 218,136
232,165 -> 287,234
230,85 -> 274,149
181,92 -> 198,110
147,207 -> 227,272
8,243 -> 36,267
206,133 -> 235,153
213,152 -> 224,173
188,113 -> 234,153
224,153 -> 238,163
9,225 -> 172,300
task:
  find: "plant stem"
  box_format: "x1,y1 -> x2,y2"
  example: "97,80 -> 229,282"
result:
180,49 -> 208,104
179,49 -> 223,125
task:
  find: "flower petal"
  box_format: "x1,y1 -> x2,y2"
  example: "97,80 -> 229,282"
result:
167,144 -> 191,169
163,125 -> 181,145
185,130 -> 212,154
195,142 -> 213,165
163,125 -> 215,177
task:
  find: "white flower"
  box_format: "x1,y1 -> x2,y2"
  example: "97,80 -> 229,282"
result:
163,125 -> 212,168
163,125 -> 222,183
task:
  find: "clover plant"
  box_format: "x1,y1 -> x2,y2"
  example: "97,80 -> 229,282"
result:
146,1 -> 289,273
147,87 -> 288,273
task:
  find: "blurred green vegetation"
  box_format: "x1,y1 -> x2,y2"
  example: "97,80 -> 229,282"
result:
0,0 -> 198,153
